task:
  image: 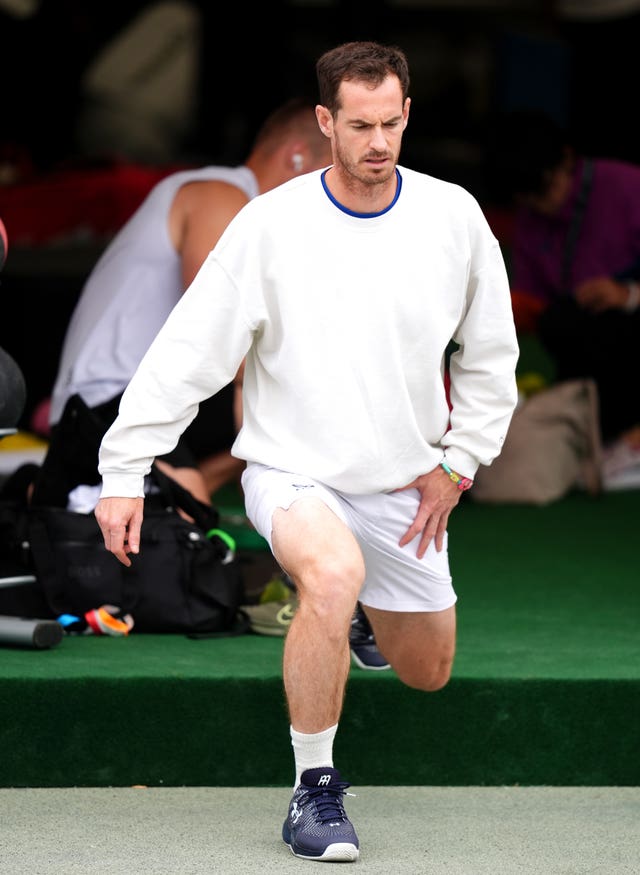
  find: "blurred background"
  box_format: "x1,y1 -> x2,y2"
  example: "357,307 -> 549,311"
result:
1,0 -> 639,429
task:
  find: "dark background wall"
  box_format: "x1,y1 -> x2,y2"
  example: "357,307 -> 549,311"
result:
2,1 -> 640,194
1,0 -> 639,428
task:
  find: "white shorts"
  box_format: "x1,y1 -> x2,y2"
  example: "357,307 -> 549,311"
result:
241,463 -> 457,613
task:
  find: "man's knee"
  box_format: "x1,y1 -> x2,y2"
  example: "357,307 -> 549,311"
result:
273,499 -> 365,611
368,606 -> 456,692
393,654 -> 454,692
296,552 -> 365,622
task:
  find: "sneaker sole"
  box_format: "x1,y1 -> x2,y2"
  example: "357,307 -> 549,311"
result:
244,602 -> 296,637
285,841 -> 359,862
350,650 -> 391,671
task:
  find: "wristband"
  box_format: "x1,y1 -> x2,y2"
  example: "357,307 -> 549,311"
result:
440,461 -> 473,491
625,282 -> 640,313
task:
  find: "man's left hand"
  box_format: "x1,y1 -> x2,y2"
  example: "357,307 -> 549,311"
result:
396,467 -> 462,558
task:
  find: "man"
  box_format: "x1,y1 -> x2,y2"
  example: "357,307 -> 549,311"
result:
484,108 -> 640,447
48,98 -> 332,504
95,42 -> 519,862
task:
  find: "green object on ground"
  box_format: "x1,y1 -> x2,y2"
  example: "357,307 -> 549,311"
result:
259,574 -> 293,604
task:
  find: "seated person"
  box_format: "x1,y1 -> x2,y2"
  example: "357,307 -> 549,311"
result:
45,99 -> 332,506
483,109 -> 640,447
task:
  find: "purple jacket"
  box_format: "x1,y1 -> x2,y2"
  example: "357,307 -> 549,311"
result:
512,157 -> 640,303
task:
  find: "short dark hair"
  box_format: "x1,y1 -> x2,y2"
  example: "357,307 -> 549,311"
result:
251,97 -> 327,160
483,109 -> 569,203
253,98 -> 315,149
316,41 -> 410,115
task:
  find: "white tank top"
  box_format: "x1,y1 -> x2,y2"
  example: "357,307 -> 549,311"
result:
49,165 -> 258,425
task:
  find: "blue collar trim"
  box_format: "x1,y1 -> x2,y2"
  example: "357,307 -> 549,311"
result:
321,168 -> 402,217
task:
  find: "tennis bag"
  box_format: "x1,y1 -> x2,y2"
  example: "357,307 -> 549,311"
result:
472,378 -> 602,506
25,465 -> 248,636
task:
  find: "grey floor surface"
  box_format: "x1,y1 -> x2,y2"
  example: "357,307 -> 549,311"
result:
0,786 -> 638,874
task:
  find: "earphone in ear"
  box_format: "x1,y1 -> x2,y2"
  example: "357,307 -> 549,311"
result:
292,153 -> 304,172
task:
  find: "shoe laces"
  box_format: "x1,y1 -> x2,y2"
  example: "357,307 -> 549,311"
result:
299,782 -> 354,825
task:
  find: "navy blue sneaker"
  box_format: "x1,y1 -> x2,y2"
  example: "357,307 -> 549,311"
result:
349,603 -> 391,671
282,767 -> 359,861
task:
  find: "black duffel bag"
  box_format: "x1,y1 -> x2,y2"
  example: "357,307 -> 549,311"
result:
29,463 -> 247,635
0,463 -> 248,636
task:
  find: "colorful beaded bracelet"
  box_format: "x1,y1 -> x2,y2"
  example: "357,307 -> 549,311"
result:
440,461 -> 473,491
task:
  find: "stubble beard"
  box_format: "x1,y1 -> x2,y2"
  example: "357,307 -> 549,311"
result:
336,143 -> 398,190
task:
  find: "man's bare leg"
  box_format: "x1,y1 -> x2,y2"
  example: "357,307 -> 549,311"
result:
271,498 -> 365,733
277,499 -> 362,864
364,603 -> 456,691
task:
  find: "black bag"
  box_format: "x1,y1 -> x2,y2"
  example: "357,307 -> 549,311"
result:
36,464 -> 248,635
1,465 -> 248,636
1,391 -> 248,635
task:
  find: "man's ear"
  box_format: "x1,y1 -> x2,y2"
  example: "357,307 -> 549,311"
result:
285,141 -> 307,174
402,97 -> 411,130
315,105 -> 333,139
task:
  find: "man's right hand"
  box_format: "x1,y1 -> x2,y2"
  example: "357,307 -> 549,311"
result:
95,497 -> 145,567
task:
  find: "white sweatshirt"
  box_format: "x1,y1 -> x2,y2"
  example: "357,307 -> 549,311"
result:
99,166 -> 519,498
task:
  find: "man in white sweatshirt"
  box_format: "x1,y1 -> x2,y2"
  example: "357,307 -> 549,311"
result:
95,41 -> 519,863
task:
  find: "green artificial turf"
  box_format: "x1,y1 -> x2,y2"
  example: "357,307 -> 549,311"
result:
0,489 -> 637,788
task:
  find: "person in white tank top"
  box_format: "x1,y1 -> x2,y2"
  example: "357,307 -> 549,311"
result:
44,99 -> 332,505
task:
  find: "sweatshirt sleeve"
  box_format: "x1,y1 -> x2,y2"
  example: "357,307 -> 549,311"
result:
443,213 -> 520,478
98,254 -> 253,497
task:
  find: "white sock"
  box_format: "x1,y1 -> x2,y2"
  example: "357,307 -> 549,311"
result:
290,723 -> 338,789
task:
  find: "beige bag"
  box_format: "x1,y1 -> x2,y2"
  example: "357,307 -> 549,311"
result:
472,379 -> 603,505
